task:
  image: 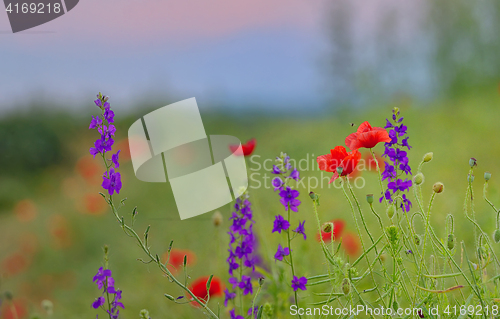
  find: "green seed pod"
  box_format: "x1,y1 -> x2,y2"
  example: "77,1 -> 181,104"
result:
447,234 -> 455,250
433,182 -> 444,194
342,278 -> 350,295
485,172 -> 492,181
469,157 -> 477,168
366,194 -> 374,204
212,211 -> 223,227
336,166 -> 344,175
392,300 -> 399,311
386,205 -> 396,219
322,222 -> 333,233
414,173 -> 424,185
468,174 -> 475,183
414,234 -> 421,246
423,152 -> 433,163
494,229 -> 500,244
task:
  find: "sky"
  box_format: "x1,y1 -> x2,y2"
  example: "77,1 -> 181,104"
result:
0,0 -> 332,115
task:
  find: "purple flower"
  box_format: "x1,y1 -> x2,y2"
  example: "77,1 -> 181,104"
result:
288,168 -> 300,181
294,220 -> 306,240
89,116 -> 102,129
104,107 -> 115,123
272,165 -> 281,174
291,276 -> 308,291
112,150 -> 120,168
238,275 -> 253,295
102,168 -> 122,195
230,309 -> 244,319
387,178 -> 412,194
272,177 -> 283,191
274,244 -> 290,261
92,296 -> 105,309
272,215 -> 290,233
93,267 -> 112,290
248,306 -> 258,319
94,99 -> 102,107
279,187 -> 301,212
224,289 -> 236,307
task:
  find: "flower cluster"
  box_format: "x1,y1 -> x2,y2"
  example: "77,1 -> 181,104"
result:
381,108 -> 412,211
89,93 -> 122,196
92,267 -> 124,318
226,191 -> 256,313
271,153 -> 307,292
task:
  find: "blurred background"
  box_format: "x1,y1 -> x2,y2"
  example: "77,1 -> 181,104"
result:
2,0 -> 500,317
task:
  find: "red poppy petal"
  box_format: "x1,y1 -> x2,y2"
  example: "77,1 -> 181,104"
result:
330,146 -> 348,163
345,132 -> 360,151
357,121 -> 372,134
317,154 -> 335,172
358,130 -> 391,149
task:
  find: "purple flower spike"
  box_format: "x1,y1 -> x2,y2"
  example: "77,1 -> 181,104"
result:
279,187 -> 301,212
238,275 -> 253,295
102,168 -> 122,195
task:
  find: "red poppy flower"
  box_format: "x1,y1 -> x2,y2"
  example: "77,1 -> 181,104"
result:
188,276 -> 223,306
343,232 -> 361,257
317,146 -> 361,183
316,219 -> 345,243
345,121 -> 391,150
162,249 -> 197,273
2,253 -> 29,276
229,138 -> 256,156
2,300 -> 27,319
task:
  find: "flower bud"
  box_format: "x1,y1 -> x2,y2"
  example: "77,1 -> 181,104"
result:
494,229 -> 500,244
212,211 -> 223,227
392,300 -> 399,311
414,234 -> 421,246
433,182 -> 444,194
4,291 -> 13,300
140,309 -> 151,319
336,166 -> 344,175
342,278 -> 350,295
386,205 -> 395,219
485,172 -> 492,181
468,174 -> 475,183
322,222 -> 333,233
469,157 -> 477,168
366,194 -> 374,204
423,152 -> 433,163
259,277 -> 265,286
413,173 -> 424,185
447,234 -> 455,250
41,300 -> 53,315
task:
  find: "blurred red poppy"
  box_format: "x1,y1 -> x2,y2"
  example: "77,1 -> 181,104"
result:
48,215 -> 72,249
2,253 -> 29,276
229,138 -> 256,156
75,156 -> 101,184
343,232 -> 361,257
317,146 -> 361,183
188,276 -> 223,306
162,249 -> 197,273
116,138 -> 131,162
363,151 -> 385,172
83,193 -> 107,215
345,121 -> 391,150
2,300 -> 27,319
14,199 -> 37,223
316,219 -> 345,243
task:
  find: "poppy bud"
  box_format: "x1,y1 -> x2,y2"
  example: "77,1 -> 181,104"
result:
423,152 -> 433,163
41,300 -> 53,316
414,173 -> 424,185
212,211 -> 223,227
469,158 -> 477,168
468,174 -> 475,183
485,172 -> 492,181
342,278 -> 350,295
337,166 -> 344,175
447,234 -> 455,250
309,192 -> 316,200
494,229 -> 500,244
259,277 -> 265,286
433,182 -> 444,194
386,204 -> 395,219
366,194 -> 374,204
140,310 -> 151,319
322,222 -> 333,233
414,234 -> 421,246
4,291 -> 13,300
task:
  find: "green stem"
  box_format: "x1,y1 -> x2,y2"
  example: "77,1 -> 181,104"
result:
286,207 -> 301,318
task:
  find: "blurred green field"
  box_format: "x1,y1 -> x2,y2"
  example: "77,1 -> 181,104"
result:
1,88 -> 500,318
